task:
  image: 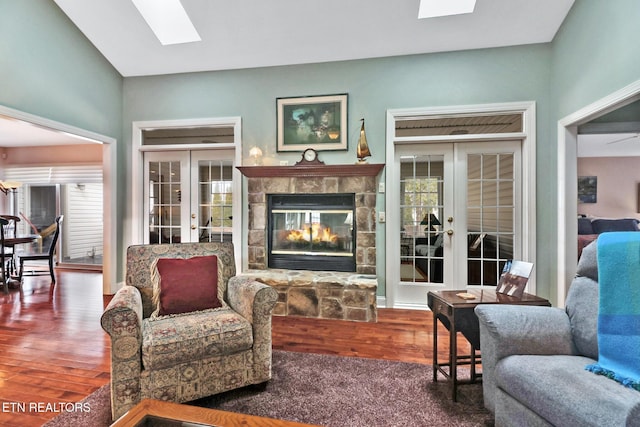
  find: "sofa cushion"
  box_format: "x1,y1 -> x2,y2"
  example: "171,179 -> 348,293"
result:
141,308 -> 253,371
591,218 -> 639,234
152,255 -> 222,316
578,217 -> 595,235
565,241 -> 600,358
576,238 -> 598,281
565,277 -> 599,359
496,355 -> 640,427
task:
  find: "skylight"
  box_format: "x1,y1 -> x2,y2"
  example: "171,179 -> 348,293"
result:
418,0 -> 477,19
131,0 -> 201,45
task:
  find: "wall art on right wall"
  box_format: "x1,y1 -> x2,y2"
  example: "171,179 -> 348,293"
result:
578,176 -> 597,203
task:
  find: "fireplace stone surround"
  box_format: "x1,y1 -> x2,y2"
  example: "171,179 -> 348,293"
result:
238,163 -> 384,321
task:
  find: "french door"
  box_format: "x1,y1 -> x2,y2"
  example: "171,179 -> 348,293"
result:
143,150 -> 234,244
394,141 -> 522,305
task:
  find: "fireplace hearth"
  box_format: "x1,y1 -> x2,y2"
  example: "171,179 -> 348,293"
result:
268,193 -> 355,272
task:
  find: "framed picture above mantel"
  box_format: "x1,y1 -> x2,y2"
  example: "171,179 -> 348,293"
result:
276,94 -> 348,152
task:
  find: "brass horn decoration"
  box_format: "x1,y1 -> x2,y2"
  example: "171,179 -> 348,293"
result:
356,118 -> 371,164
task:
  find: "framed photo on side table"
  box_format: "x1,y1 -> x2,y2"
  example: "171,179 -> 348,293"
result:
496,259 -> 534,298
276,94 -> 348,152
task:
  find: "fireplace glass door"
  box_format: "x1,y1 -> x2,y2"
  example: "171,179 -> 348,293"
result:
268,194 -> 355,272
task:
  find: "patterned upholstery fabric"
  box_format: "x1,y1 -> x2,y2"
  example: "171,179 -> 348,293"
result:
101,242 -> 278,420
142,308 -> 253,371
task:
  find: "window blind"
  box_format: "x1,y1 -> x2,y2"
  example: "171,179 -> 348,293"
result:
4,165 -> 103,184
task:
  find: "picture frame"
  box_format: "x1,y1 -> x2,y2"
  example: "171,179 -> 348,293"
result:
276,94 -> 348,152
578,176 -> 597,203
496,259 -> 534,298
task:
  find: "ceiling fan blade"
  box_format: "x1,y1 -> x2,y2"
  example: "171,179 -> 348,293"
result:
606,133 -> 640,145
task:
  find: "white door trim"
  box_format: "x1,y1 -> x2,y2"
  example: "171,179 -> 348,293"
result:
385,101 -> 536,309
131,117 -> 242,270
0,105 -> 118,294
556,79 -> 640,307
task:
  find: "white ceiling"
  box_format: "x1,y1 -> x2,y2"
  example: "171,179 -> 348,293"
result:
577,133 -> 640,157
53,0 -> 575,77
0,115 -> 95,147
15,0 -> 637,157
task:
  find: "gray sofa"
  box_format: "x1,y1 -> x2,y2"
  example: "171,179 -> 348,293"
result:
475,243 -> 640,427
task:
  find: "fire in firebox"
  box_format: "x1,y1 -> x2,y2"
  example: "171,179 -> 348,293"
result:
285,223 -> 338,245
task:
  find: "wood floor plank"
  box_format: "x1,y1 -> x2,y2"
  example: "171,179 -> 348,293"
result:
0,270 -> 471,427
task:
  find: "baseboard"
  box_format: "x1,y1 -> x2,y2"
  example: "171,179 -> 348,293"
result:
393,302 -> 430,311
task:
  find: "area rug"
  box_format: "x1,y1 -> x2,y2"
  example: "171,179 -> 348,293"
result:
44,350 -> 491,427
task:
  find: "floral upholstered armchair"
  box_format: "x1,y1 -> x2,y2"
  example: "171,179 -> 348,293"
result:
101,242 -> 278,420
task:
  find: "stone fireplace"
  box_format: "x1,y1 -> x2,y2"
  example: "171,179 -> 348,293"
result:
238,163 -> 384,322
238,163 -> 383,274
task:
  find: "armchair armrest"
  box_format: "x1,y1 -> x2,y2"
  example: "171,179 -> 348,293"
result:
475,305 -> 573,357
227,276 -> 278,325
101,285 -> 143,338
100,285 -> 144,420
227,276 -> 278,382
475,304 -> 573,413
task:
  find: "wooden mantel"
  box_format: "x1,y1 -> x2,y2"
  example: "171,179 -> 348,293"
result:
237,163 -> 384,178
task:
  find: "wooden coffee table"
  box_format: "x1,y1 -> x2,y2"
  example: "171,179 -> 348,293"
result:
111,399 -> 319,427
427,288 -> 550,401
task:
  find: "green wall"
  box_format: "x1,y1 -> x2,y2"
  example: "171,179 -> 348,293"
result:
124,45 -> 552,299
0,0 -> 124,278
0,1 -> 122,138
551,0 -> 640,119
4,1 -> 640,303
541,0 -> 640,302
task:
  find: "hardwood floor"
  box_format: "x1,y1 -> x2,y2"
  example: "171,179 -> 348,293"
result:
0,271 -> 471,427
0,271 -> 110,427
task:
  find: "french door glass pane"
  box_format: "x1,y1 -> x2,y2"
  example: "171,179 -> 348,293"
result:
466,153 -> 514,286
197,160 -> 233,242
149,161 -> 182,244
399,155 -> 444,284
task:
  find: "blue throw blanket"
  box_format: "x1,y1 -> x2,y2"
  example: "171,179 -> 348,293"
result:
586,232 -> 640,391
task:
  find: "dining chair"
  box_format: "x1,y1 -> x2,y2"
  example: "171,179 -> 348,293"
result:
1,215 -> 21,276
18,215 -> 63,284
0,217 -> 9,293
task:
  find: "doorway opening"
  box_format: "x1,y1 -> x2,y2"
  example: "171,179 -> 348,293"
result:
0,105 -> 117,293
557,80 -> 640,306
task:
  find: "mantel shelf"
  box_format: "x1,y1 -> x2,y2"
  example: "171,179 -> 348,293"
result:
237,163 -> 384,178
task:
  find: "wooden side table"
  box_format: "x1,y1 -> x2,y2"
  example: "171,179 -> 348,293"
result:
427,288 -> 550,401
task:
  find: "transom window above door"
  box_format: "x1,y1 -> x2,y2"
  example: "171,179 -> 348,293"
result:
395,112 -> 523,138
142,126 -> 235,146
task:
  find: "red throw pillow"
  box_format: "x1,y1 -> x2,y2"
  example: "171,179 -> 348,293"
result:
155,255 -> 221,316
